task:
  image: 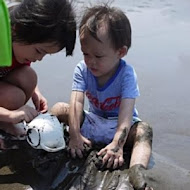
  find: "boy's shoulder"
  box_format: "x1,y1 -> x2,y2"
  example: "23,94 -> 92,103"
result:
120,59 -> 135,73
74,60 -> 88,73
78,59 -> 85,65
76,60 -> 87,69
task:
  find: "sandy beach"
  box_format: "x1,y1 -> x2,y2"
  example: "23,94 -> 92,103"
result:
1,0 -> 190,189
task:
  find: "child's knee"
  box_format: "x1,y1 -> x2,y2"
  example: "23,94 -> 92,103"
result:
51,102 -> 69,114
50,102 -> 70,122
18,67 -> 37,101
21,66 -> 37,90
8,66 -> 37,95
136,122 -> 153,144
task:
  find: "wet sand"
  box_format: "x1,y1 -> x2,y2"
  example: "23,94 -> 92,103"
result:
1,0 -> 190,189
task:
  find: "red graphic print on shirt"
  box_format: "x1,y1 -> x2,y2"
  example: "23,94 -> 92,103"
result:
86,91 -> 121,111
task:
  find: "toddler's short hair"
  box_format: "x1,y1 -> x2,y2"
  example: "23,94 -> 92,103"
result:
79,4 -> 131,50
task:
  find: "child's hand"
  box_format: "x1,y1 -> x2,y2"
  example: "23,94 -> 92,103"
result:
0,105 -> 38,136
97,142 -> 124,169
32,89 -> 48,113
9,105 -> 38,123
68,134 -> 92,158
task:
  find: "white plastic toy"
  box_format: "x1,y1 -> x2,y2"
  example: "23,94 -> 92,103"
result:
26,113 -> 65,152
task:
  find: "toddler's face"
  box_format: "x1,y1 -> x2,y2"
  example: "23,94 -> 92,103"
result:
12,42 -> 61,64
80,27 -> 122,79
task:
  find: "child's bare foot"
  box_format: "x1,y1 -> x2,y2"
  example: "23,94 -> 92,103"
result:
128,164 -> 153,190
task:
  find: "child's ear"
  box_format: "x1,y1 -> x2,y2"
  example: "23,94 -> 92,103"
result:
117,46 -> 128,58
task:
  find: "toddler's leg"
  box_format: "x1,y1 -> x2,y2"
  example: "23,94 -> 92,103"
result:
126,121 -> 153,190
129,121 -> 152,168
50,102 -> 70,125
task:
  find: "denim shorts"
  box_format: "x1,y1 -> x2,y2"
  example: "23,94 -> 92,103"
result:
80,111 -> 141,145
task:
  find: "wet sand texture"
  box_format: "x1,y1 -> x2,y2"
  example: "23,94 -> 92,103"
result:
1,142 -> 190,190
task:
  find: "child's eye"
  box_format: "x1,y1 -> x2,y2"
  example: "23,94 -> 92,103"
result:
96,55 -> 103,58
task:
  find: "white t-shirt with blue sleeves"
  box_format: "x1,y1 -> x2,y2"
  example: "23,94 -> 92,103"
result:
72,59 -> 140,119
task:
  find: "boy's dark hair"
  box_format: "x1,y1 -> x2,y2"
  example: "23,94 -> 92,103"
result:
10,0 -> 76,56
79,4 -> 131,50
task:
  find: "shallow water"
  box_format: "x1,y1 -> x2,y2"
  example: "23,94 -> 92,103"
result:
1,0 -> 190,189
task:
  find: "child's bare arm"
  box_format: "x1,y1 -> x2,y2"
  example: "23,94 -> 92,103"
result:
32,86 -> 48,113
0,105 -> 38,124
113,98 -> 135,147
69,91 -> 84,136
0,105 -> 38,136
97,98 -> 135,169
69,91 -> 91,158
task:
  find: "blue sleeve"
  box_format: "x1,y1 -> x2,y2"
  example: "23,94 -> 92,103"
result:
72,61 -> 87,92
121,64 -> 140,99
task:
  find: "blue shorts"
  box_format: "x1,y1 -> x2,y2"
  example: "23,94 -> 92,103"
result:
80,111 -> 141,145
